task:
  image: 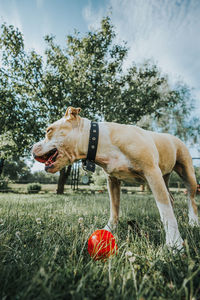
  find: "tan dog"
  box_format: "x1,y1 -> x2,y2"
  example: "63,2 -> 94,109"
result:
32,107 -> 199,250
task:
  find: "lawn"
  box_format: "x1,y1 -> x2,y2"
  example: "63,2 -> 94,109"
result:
0,192 -> 200,299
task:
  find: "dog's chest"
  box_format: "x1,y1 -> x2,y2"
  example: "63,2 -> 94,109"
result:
103,152 -> 143,182
97,123 -> 144,182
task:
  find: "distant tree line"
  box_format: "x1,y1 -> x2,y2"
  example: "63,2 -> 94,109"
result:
1,159 -> 200,189
1,159 -> 58,184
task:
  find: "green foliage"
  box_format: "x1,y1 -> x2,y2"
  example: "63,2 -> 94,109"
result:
0,132 -> 17,159
2,158 -> 33,182
0,193 -> 200,299
0,23 -> 46,158
137,83 -> 200,145
160,167 -> 200,188
120,61 -> 180,123
92,166 -> 107,187
31,171 -> 58,184
44,17 -> 128,122
2,159 -> 59,184
1,17 -> 199,163
195,167 -> 200,184
44,17 -> 189,125
0,180 -> 8,191
27,183 -> 41,194
169,171 -> 185,188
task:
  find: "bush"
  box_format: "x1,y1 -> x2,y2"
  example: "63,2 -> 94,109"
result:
0,180 -> 9,192
92,167 -> 107,187
27,183 -> 41,194
31,171 -> 59,184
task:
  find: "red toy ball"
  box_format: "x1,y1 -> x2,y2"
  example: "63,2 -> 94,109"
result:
88,229 -> 118,260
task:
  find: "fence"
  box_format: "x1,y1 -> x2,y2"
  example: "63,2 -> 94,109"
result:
0,158 -> 199,194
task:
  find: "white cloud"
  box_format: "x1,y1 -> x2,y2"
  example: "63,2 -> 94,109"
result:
31,161 -> 45,173
0,1 -> 24,67
83,0 -> 200,110
82,0 -> 106,30
36,0 -> 44,9
0,0 -> 47,56
0,1 -> 23,31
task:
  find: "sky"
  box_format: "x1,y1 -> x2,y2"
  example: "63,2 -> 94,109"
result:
0,0 -> 200,171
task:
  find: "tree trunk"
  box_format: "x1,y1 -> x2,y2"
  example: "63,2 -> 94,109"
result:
0,159 -> 4,176
56,165 -> 72,194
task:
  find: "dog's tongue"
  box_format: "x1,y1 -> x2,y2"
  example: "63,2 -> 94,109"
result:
34,154 -> 47,163
45,150 -> 58,166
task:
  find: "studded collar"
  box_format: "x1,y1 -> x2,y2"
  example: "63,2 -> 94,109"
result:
82,122 -> 99,172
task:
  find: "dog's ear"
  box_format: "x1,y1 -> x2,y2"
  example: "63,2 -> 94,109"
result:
65,107 -> 81,120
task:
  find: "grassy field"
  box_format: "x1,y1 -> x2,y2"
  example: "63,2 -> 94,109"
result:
0,192 -> 200,300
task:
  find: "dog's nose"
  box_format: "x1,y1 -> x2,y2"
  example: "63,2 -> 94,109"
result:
31,145 -> 37,157
31,143 -> 42,156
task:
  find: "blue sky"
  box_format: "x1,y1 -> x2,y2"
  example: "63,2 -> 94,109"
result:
0,0 -> 100,53
0,0 -> 200,170
1,0 -> 199,102
1,0 -> 199,91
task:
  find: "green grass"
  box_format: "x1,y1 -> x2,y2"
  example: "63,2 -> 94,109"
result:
0,192 -> 200,300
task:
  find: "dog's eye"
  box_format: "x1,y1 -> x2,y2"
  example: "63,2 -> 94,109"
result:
46,128 -> 52,134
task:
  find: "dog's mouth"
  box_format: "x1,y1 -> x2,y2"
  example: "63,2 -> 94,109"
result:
33,148 -> 58,171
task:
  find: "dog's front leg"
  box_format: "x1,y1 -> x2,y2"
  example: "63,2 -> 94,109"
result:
145,167 -> 184,250
104,176 -> 121,232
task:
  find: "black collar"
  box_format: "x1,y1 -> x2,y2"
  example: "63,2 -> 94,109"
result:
82,121 -> 99,172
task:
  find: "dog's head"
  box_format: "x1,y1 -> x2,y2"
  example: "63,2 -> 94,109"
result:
32,107 -> 81,173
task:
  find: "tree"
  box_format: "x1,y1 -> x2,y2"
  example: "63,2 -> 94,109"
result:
2,159 -> 33,182
43,17 -> 190,193
42,17 -> 128,193
43,18 -> 182,124
118,61 -> 182,124
1,18 -> 198,194
0,24 -> 46,159
137,82 -> 200,146
31,171 -> 59,184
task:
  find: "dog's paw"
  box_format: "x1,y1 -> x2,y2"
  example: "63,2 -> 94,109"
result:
103,225 -> 112,232
189,217 -> 199,227
166,237 -> 184,252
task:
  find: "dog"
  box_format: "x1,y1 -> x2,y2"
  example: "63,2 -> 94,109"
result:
32,107 -> 199,250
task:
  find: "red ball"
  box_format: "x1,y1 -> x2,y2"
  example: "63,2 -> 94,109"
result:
88,229 -> 118,260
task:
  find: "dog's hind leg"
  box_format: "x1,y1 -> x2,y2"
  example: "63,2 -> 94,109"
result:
163,173 -> 175,207
104,176 -> 121,232
145,166 -> 183,249
174,162 -> 199,226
